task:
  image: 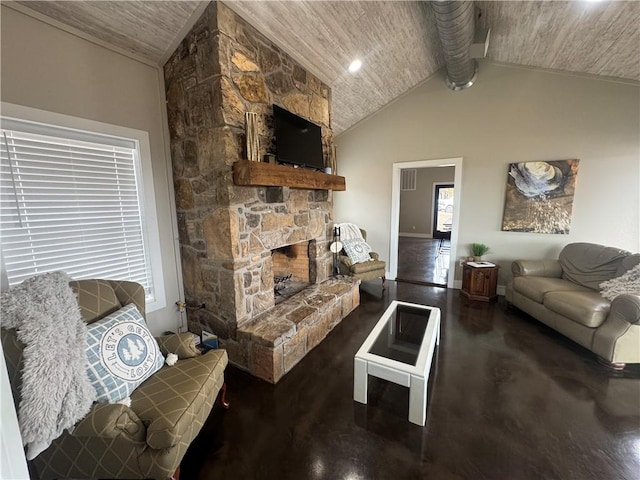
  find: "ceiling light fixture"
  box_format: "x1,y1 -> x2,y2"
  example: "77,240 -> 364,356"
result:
348,59 -> 362,73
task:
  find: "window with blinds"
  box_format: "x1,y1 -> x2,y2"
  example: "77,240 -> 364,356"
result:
0,119 -> 155,301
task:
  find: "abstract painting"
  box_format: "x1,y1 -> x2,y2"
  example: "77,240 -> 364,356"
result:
501,160 -> 580,234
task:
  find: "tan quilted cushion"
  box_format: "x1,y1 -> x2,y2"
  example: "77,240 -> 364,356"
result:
544,291 -> 611,327
70,280 -> 121,323
72,404 -> 145,441
155,333 -> 201,359
130,349 -> 227,450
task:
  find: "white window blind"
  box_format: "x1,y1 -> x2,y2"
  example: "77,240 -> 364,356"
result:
0,119 -> 155,301
401,169 -> 417,191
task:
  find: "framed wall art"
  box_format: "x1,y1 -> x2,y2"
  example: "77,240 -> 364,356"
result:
501,159 -> 580,234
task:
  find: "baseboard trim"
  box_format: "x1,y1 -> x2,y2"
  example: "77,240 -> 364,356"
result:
399,233 -> 433,238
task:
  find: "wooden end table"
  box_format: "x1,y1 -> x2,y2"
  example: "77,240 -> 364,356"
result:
461,263 -> 499,302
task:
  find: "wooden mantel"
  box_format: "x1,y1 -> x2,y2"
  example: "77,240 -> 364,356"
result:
233,160 -> 346,191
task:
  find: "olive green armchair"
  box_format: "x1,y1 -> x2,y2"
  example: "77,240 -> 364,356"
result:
2,279 -> 228,480
338,229 -> 387,289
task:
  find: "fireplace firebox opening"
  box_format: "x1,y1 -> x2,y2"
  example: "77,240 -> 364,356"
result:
271,241 -> 312,303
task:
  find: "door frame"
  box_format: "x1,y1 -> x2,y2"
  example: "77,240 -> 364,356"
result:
432,182 -> 454,240
390,157 -> 463,288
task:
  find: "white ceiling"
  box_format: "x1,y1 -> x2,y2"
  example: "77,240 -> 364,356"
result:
10,0 -> 640,134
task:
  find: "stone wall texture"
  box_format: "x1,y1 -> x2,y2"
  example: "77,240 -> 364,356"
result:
163,1 -> 345,378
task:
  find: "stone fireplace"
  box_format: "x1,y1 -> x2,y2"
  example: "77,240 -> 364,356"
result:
164,1 -> 359,382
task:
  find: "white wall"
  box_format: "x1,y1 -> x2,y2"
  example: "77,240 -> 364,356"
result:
1,344 -> 29,480
0,7 -> 182,334
399,166 -> 454,236
334,61 -> 640,287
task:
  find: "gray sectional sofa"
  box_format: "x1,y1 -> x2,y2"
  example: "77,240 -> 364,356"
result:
506,243 -> 640,368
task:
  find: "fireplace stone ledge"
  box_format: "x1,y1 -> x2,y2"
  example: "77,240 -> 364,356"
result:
227,277 -> 361,383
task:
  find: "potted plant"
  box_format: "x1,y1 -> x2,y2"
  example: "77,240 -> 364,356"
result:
471,243 -> 490,261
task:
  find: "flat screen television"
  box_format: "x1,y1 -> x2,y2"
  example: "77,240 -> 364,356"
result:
273,104 -> 324,170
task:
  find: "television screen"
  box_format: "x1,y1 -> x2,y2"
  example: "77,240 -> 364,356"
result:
273,104 -> 324,170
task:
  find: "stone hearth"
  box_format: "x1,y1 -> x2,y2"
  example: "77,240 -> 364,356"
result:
238,277 -> 359,383
163,2 -> 359,382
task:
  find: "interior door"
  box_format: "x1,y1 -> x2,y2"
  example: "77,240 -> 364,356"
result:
433,184 -> 454,240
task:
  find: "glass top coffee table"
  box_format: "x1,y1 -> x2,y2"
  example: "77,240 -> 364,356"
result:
354,300 -> 440,426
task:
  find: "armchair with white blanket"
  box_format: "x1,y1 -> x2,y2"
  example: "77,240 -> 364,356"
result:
335,223 -> 386,289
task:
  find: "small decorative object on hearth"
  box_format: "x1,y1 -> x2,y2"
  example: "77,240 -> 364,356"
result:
245,112 -> 259,161
471,243 -> 490,261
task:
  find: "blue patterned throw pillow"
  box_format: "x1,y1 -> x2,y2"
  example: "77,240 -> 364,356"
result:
342,238 -> 372,264
86,303 -> 164,403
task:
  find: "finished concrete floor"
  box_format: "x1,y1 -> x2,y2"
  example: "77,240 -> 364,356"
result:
181,280 -> 640,480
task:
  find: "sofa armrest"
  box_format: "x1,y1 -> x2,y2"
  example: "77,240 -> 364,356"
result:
155,333 -> 201,359
72,403 -> 145,441
610,294 -> 640,325
512,259 -> 562,278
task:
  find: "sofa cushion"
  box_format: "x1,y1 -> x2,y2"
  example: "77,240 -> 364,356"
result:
86,304 -> 164,403
559,243 -> 631,290
543,291 -> 611,328
512,276 -> 591,304
70,279 -> 121,324
131,349 -> 227,450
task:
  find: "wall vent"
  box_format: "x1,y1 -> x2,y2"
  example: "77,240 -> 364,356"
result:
401,169 -> 417,191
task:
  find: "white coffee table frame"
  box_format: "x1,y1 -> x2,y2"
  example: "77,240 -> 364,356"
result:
354,300 -> 440,426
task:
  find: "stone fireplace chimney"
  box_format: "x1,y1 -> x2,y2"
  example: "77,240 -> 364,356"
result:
163,1 -> 359,382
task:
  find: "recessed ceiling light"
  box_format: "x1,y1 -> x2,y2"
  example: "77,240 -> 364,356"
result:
348,59 -> 362,73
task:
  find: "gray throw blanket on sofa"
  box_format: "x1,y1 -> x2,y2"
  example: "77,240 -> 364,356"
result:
1,272 -> 96,460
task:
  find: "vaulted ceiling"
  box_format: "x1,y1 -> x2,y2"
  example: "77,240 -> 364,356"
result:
10,1 -> 640,134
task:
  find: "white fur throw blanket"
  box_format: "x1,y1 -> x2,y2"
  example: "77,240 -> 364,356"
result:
0,272 -> 96,460
600,264 -> 640,301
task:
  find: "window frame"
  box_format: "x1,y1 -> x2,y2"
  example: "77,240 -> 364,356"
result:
0,102 -> 166,312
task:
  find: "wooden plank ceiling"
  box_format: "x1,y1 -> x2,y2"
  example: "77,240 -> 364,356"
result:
478,1 -> 640,82
11,0 -> 640,134
13,0 -> 204,63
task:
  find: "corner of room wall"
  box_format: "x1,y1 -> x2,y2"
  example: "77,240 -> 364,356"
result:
0,5 -> 183,334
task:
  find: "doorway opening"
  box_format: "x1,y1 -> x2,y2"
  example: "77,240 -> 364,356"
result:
390,158 -> 462,289
396,177 -> 454,286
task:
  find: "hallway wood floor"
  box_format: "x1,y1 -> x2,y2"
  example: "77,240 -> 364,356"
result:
396,237 -> 449,286
182,281 -> 640,480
